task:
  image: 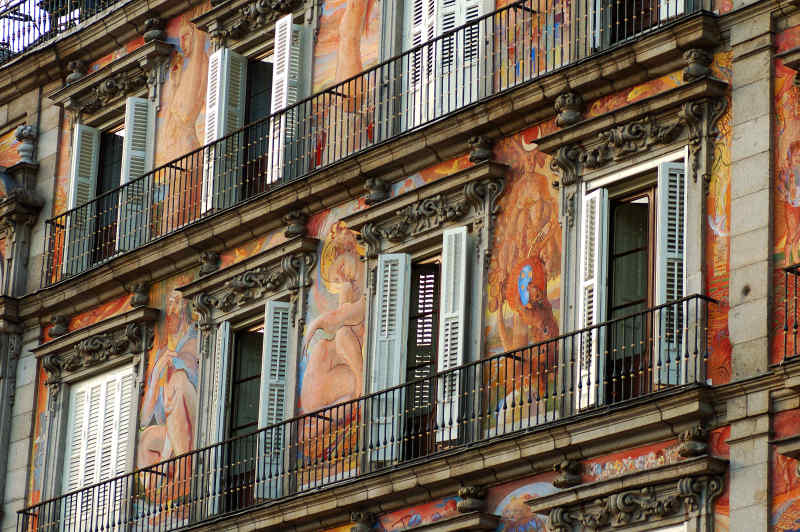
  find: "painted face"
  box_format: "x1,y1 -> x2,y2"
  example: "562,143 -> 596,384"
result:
165,292 -> 184,337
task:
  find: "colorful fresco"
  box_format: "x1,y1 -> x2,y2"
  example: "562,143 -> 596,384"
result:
487,473 -> 558,531
706,51 -> 733,384
774,26 -> 800,366
772,409 -> 800,531
709,425 -> 731,531
0,127 -> 20,173
376,497 -> 461,530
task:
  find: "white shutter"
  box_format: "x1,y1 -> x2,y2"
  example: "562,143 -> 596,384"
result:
659,0 -> 684,20
436,226 -> 468,441
117,97 -> 155,252
405,0 -> 437,128
202,48 -> 248,212
62,366 -> 135,531
257,301 -> 290,499
656,162 -> 686,385
268,15 -> 308,184
577,187 -> 608,409
211,321 -> 231,444
370,253 -> 411,462
65,124 -> 100,274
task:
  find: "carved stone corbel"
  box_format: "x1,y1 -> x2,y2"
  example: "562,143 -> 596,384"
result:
143,17 -> 166,43
358,223 -> 382,259
192,293 -> 216,333
678,425 -> 709,457
553,460 -> 582,488
14,125 -> 36,164
350,511 -> 375,532
457,486 -> 488,513
468,135 -> 494,163
683,49 -> 713,82
49,315 -> 69,338
364,176 -> 389,205
283,209 -> 308,238
678,97 -> 728,193
550,145 -> 581,187
66,60 -> 87,85
555,92 -> 584,128
199,250 -> 221,276
129,282 -> 150,308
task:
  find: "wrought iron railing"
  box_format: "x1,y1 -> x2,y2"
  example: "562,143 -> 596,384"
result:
17,295 -> 715,532
0,0 -> 122,66
784,264 -> 800,360
40,0 -> 712,286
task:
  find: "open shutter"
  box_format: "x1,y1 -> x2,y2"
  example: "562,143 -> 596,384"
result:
370,253 -> 411,462
436,226 -> 468,441
65,124 -> 100,275
202,48 -> 247,213
211,321 -> 231,444
117,97 -> 155,252
268,15 -> 308,184
62,366 -> 135,531
458,0 -> 491,100
257,301 -> 290,499
577,187 -> 608,409
656,162 -> 686,385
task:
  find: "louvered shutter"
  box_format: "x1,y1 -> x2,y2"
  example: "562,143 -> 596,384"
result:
117,97 -> 155,252
656,162 -> 686,385
268,15 -> 308,184
436,226 -> 468,441
65,124 -> 100,275
211,321 -> 231,444
256,301 -> 290,499
370,253 -> 411,462
62,366 -> 135,531
202,48 -> 248,213
659,0 -> 684,20
577,187 -> 608,409
457,0 -> 491,104
405,0 -> 437,128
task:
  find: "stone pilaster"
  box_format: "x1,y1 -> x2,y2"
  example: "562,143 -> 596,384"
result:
728,11 -> 773,381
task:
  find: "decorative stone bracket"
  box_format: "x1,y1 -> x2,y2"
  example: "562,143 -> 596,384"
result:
193,0 -> 305,51
178,236 -> 318,329
33,307 -> 159,403
48,39 -> 174,119
527,456 -> 727,532
539,77 -> 728,194
342,161 -> 508,259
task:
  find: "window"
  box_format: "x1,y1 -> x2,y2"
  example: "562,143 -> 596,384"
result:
212,301 -> 291,505
369,226 -> 469,462
203,15 -> 309,213
402,0 -> 492,129
61,365 -> 136,531
594,0 -> 683,48
64,97 -> 155,274
577,160 -> 685,408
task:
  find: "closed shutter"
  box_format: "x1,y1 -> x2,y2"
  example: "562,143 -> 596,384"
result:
257,301 -> 290,498
202,48 -> 248,212
577,187 -> 608,409
436,226 -> 468,441
62,366 -> 135,531
211,321 -> 232,444
406,0 -> 437,128
117,97 -> 155,251
268,15 -> 308,183
370,253 -> 411,462
656,162 -> 686,385
65,124 -> 100,275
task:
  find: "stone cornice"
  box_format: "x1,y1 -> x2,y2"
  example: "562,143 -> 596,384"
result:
0,296 -> 20,333
527,456 -> 726,531
341,161 -> 508,258
47,39 -> 173,119
0,0 -> 207,107
0,183 -> 44,235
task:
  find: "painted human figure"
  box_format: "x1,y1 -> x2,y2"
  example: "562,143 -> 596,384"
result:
136,290 -> 199,515
780,140 -> 800,265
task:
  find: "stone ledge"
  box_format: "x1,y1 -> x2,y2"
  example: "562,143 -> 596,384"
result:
179,387 -> 713,532
406,511 -> 500,531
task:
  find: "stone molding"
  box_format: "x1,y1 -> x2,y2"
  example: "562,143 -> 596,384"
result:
47,39 -> 174,120
343,161 -> 508,259
0,182 -> 44,239
527,456 -> 726,532
34,307 -> 159,394
193,0 -> 306,51
554,92 -> 584,128
777,46 -> 800,87
179,236 -> 318,327
539,77 -> 728,189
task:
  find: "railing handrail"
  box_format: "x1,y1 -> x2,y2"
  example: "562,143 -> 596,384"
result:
44,0 -> 533,223
18,293 -> 713,514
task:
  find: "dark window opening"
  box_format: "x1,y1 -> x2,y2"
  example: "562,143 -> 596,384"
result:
243,58 -> 274,199
93,129 -> 124,263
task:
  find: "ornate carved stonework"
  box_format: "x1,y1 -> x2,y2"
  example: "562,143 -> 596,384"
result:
143,17 -> 167,43
43,323 -> 154,383
283,209 -> 308,238
350,511 -> 375,532
553,460 -> 582,489
581,116 -> 683,169
683,49 -> 713,82
199,250 -> 221,276
66,60 -> 88,85
555,92 -> 584,128
457,486 -> 488,513
49,315 -> 69,338
364,176 -> 389,205
679,98 -> 728,191
678,425 -> 709,458
468,135 -> 494,163
14,125 -> 36,164
129,282 -> 150,308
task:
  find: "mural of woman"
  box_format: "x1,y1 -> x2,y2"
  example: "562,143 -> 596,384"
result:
136,289 -> 199,519
779,140 -> 800,265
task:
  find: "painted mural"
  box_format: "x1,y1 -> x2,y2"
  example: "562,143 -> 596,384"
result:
0,126 -> 20,174
770,410 -> 800,531
710,425 -> 731,532
774,26 -> 800,365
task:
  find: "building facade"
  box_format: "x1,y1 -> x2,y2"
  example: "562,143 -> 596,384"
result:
0,0 -> 798,530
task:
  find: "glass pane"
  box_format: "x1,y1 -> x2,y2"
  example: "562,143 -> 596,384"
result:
612,250 -> 648,306
612,200 -> 648,254
233,379 -> 260,429
235,333 -> 263,381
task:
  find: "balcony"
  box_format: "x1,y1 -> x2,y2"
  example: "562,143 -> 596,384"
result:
17,295 -> 716,532
41,0 -> 714,287
0,0 -> 124,67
